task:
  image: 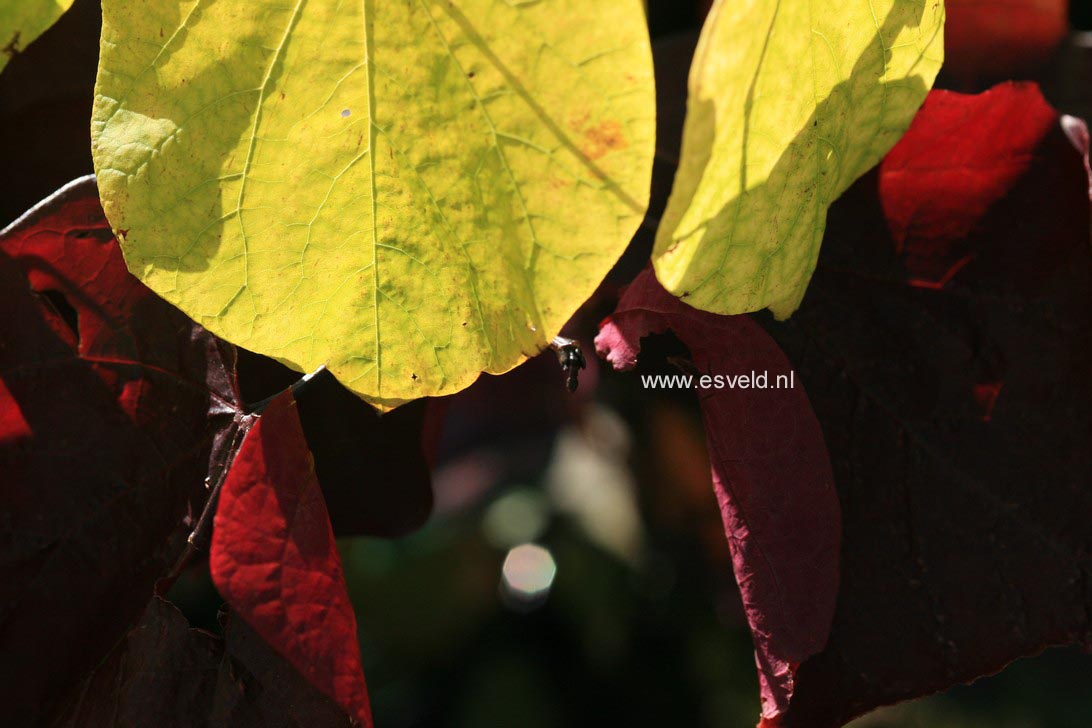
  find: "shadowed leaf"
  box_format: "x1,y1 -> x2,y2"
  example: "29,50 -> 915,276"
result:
766,84 -> 1092,727
0,177 -> 240,724
236,350 -> 440,538
596,269 -> 839,725
56,597 -> 352,727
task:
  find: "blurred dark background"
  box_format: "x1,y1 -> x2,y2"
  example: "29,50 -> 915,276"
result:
4,0 -> 1092,725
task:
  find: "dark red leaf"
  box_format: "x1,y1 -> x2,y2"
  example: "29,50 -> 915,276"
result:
764,84 -> 1092,726
880,83 -> 1070,293
944,0 -> 1069,85
0,177 -> 240,724
595,270 -> 840,724
210,391 -> 371,727
56,597 -> 351,727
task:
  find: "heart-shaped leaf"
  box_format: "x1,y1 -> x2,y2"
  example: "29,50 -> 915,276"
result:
92,0 -> 656,409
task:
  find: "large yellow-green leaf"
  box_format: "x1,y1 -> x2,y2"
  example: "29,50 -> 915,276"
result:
653,0 -> 944,318
0,0 -> 73,74
92,0 -> 654,409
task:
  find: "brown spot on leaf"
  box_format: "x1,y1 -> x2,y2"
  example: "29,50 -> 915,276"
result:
580,120 -> 627,161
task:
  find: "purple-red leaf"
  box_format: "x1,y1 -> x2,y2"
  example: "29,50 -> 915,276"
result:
210,391 -> 371,727
596,271 -> 840,724
0,177 -> 240,724
766,84 -> 1092,726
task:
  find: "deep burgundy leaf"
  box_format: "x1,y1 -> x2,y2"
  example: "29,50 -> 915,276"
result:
0,177 -> 240,724
595,271 -> 840,724
763,84 -> 1092,726
210,391 -> 371,727
56,597 -> 351,727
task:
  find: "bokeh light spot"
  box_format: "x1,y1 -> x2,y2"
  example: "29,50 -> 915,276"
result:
501,543 -> 557,610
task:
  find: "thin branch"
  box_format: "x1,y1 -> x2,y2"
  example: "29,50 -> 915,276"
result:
549,336 -> 586,392
158,365 -> 328,592
158,414 -> 249,593
245,364 -> 328,414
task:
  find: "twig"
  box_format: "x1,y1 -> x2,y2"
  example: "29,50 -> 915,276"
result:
245,364 -> 328,414
158,365 -> 328,592
158,414 -> 248,593
549,336 -> 586,393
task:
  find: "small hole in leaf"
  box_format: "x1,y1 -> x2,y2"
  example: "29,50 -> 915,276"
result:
38,289 -> 80,346
341,109 -> 351,118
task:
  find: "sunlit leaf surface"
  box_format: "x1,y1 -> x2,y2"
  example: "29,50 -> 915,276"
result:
653,0 -> 944,318
92,0 -> 655,409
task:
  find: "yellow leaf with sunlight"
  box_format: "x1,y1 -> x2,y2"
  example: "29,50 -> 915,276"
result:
92,0 -> 655,409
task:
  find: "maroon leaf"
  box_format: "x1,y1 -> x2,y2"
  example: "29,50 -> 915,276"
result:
0,177 -> 240,724
56,597 -> 351,727
595,270 -> 840,724
210,391 -> 371,727
763,84 -> 1092,726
